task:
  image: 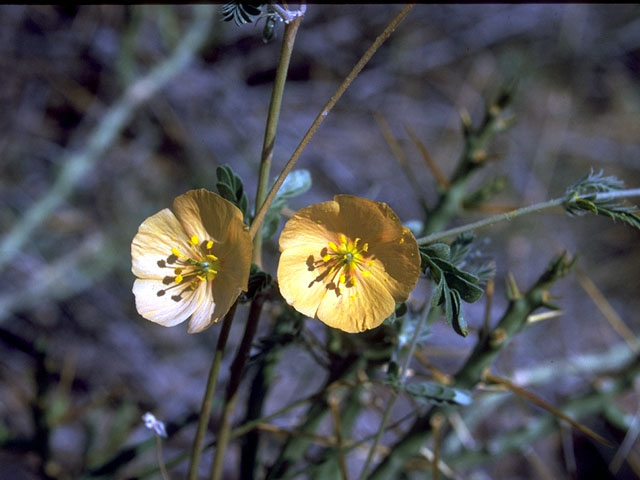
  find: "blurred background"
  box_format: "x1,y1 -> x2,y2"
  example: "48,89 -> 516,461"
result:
0,4 -> 639,479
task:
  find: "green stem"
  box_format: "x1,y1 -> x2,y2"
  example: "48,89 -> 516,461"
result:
187,301 -> 237,480
253,16 -> 303,266
418,198 -> 564,245
367,253 -> 575,479
209,297 -> 265,480
418,187 -> 640,246
358,303 -> 433,480
248,4 -> 415,240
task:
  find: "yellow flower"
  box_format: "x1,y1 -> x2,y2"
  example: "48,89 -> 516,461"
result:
277,195 -> 420,333
131,189 -> 252,333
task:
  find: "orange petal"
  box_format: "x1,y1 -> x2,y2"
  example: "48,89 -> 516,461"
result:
316,273 -> 396,333
367,226 -> 420,301
133,277 -> 206,327
173,189 -> 245,245
131,208 -> 197,280
279,199 -> 342,252
277,245 -> 332,319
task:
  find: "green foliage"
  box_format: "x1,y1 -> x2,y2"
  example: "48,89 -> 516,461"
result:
216,164 -> 250,222
383,302 -> 408,326
564,169 -> 640,230
241,263 -> 273,302
404,381 -> 473,406
221,2 -> 263,26
262,169 -> 312,241
221,2 -> 280,43
420,235 -> 487,337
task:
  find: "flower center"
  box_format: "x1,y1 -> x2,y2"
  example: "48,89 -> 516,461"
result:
156,235 -> 220,301
309,233 -> 374,295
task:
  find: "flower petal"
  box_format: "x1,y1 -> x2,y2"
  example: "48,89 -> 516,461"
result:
173,189 -> 245,245
133,278 -> 206,327
279,199 -> 342,252
131,208 -> 197,279
277,245 -> 332,319
316,273 -> 396,333
367,226 -> 420,301
187,283 -> 216,333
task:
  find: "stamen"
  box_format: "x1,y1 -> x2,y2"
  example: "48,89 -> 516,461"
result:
207,240 -> 214,250
206,254 -> 218,262
322,254 -> 331,262
190,235 -> 199,245
171,247 -> 182,257
175,274 -> 184,284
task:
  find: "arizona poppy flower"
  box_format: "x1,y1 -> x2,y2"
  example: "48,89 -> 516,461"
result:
131,189 -> 252,333
277,195 -> 420,333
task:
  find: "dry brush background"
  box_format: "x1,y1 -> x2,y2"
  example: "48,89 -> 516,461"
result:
1,5 -> 639,479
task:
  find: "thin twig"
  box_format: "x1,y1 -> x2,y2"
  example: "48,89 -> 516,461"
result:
417,187 -> 640,245
209,297 -> 264,480
483,372 -> 613,447
249,4 -> 415,240
187,302 -> 237,480
253,15 -> 303,266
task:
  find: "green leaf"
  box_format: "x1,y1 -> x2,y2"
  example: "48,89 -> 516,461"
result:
405,381 -> 472,406
262,169 -> 312,241
240,263 -> 273,302
216,165 -> 250,221
564,169 -> 640,230
420,237 -> 485,337
221,2 -> 263,25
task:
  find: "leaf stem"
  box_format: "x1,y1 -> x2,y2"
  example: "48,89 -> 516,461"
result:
187,301 -> 237,480
248,4 -> 415,240
253,15 -> 303,266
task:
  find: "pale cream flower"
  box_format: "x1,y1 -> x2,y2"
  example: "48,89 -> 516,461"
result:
277,195 -> 420,333
131,189 -> 251,333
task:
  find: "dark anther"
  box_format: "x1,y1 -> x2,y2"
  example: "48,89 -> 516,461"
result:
157,289 -> 166,297
167,254 -> 178,264
171,294 -> 182,302
157,260 -> 166,268
306,255 -> 315,271
162,276 -> 173,285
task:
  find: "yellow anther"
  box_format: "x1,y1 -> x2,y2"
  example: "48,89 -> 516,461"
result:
174,274 -> 183,284
362,270 -> 371,277
206,254 -> 218,262
197,275 -> 206,282
351,277 -> 357,287
363,243 -> 369,252
339,234 -> 347,245
339,273 -> 346,284
328,241 -> 339,252
206,240 -> 214,250
191,235 -> 199,245
399,237 -> 405,244
322,254 -> 331,262
354,237 -> 360,246
206,270 -> 217,281
171,247 -> 181,257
